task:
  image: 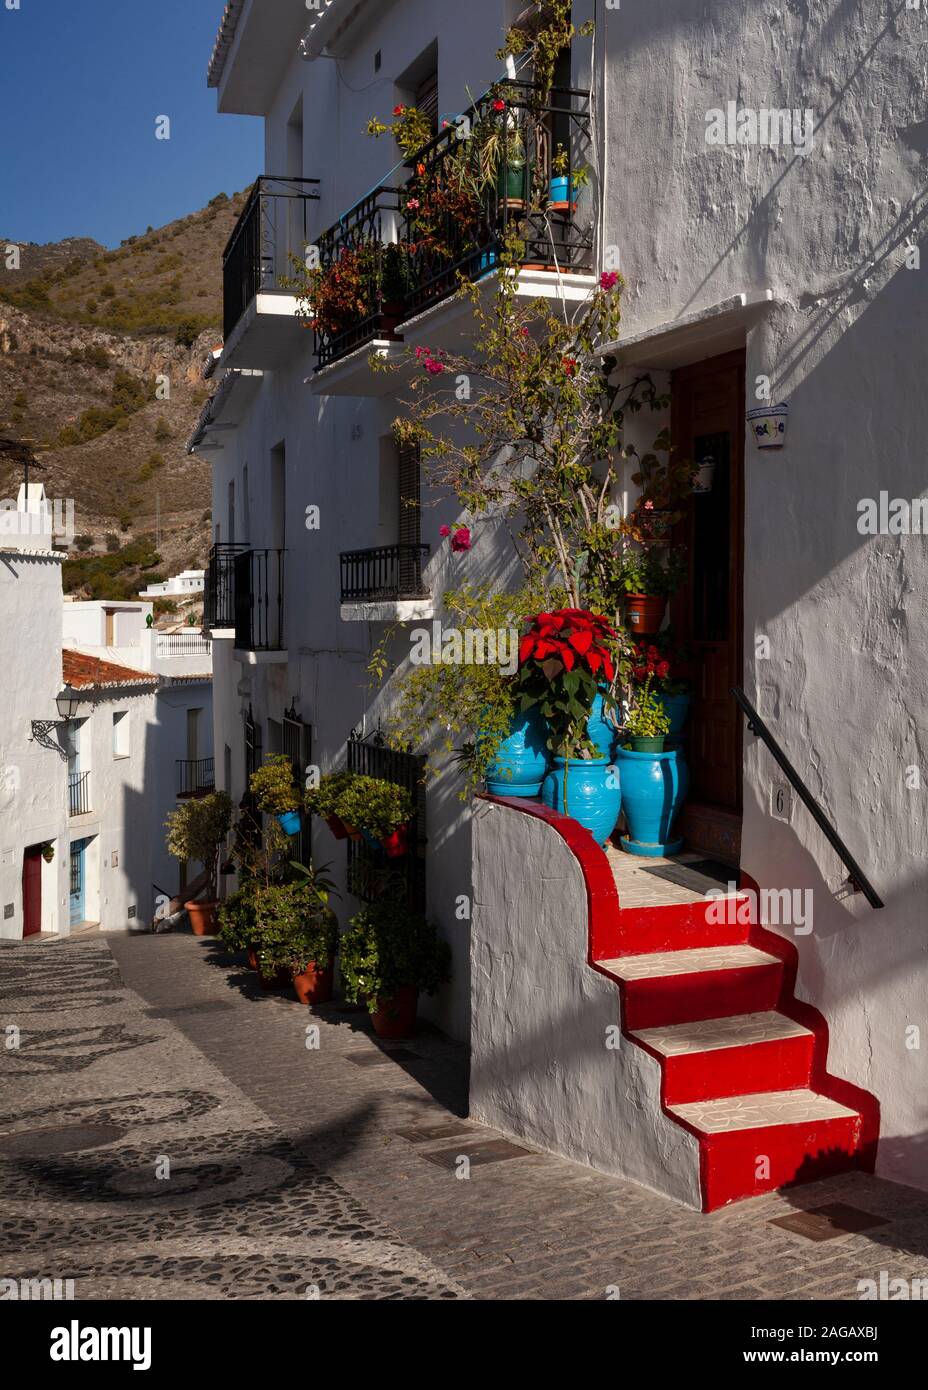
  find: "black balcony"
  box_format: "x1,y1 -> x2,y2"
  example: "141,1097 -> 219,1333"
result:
310,80 -> 594,371
68,770 -> 90,817
176,757 -> 215,799
223,176 -> 320,341
340,544 -> 430,603
234,548 -> 286,651
206,543 -> 248,629
312,185 -> 406,371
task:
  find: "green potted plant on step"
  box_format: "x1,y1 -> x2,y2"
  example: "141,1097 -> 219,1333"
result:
624,675 -> 671,752
340,896 -> 451,1039
251,879 -> 339,1002
218,883 -> 259,965
165,792 -> 233,936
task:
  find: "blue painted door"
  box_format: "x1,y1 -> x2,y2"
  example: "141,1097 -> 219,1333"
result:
69,838 -> 87,926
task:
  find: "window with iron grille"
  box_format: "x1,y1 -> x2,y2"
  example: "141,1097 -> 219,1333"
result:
283,713 -> 312,866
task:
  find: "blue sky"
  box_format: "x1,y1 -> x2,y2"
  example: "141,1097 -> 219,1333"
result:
0,0 -> 263,248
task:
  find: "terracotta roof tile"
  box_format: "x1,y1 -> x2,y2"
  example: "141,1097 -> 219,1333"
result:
62,650 -> 156,690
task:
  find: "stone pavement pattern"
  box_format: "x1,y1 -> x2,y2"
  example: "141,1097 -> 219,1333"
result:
3,932 -> 928,1301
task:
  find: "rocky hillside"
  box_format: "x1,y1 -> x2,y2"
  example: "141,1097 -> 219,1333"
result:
0,192 -> 249,601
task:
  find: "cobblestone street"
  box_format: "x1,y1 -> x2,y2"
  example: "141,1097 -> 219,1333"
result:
3,931 -> 928,1302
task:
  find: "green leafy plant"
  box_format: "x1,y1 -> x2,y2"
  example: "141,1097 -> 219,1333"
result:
304,771 -> 360,824
625,675 -> 671,739
366,104 -> 433,157
165,791 -> 233,901
616,549 -> 686,599
306,771 -> 413,838
249,753 -> 301,816
251,881 -> 339,979
339,896 -> 451,1013
217,884 -> 257,953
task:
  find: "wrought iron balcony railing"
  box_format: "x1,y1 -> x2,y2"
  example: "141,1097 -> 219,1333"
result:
68,770 -> 90,817
206,543 -> 248,629
340,544 -> 430,603
223,175 -> 320,340
234,548 -> 286,651
176,757 -> 215,799
310,80 -> 594,372
312,185 -> 406,370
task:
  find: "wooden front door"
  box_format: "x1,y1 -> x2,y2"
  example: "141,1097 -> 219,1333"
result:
670,350 -> 745,863
22,846 -> 42,937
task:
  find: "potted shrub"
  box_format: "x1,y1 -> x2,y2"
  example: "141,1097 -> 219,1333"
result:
548,144 -> 590,209
625,675 -> 671,752
305,770 -> 360,840
218,885 -> 260,967
617,678 -> 688,857
340,896 -> 451,1039
41,843 -> 55,864
165,792 -> 233,936
249,753 -> 302,836
331,774 -> 415,857
251,879 -> 339,1003
618,550 -> 686,636
518,609 -> 622,845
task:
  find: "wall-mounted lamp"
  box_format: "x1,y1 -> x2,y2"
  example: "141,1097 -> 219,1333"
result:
30,684 -> 81,758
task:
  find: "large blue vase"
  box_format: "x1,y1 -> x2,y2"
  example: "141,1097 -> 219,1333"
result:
484,708 -> 549,797
586,691 -> 617,760
541,756 -> 621,846
656,693 -> 691,736
616,746 -> 689,857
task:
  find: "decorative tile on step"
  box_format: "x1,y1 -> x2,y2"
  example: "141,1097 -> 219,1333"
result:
668,1088 -> 859,1134
600,944 -> 779,982
632,1011 -> 811,1056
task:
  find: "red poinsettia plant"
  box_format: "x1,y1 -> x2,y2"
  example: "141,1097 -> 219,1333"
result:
517,609 -> 619,757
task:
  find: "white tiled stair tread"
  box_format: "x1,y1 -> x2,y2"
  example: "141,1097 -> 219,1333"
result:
668,1088 -> 859,1134
600,944 -> 780,982
632,1011 -> 812,1056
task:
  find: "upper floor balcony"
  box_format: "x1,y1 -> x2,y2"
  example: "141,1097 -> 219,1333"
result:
221,176 -> 320,369
205,543 -> 248,634
339,543 -> 433,622
233,548 -> 287,662
309,80 -> 596,395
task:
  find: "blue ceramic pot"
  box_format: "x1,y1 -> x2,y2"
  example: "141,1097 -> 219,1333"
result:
549,175 -> 577,203
541,756 -> 621,846
615,747 -> 689,857
656,693 -> 691,736
587,690 -> 617,760
277,810 -> 302,836
483,708 -> 549,797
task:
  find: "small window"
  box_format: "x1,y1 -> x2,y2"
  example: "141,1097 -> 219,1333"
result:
112,711 -> 129,759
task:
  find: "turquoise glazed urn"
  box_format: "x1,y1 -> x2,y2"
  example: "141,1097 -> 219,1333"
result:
541,756 -> 621,846
615,746 -> 689,857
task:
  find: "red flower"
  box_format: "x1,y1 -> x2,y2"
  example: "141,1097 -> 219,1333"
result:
600,270 -> 620,291
450,526 -> 471,553
439,524 -> 451,538
493,99 -> 506,112
657,660 -> 670,678
393,105 -> 406,116
561,356 -> 577,377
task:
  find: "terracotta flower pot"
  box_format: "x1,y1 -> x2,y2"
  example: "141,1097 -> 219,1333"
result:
292,962 -> 334,1006
371,984 -> 418,1040
326,815 -> 349,841
625,594 -> 667,636
185,900 -> 219,936
342,821 -> 364,843
246,945 -> 259,972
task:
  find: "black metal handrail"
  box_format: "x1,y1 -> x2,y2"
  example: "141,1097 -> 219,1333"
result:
312,185 -> 406,370
206,543 -> 248,629
310,79 -> 594,371
68,770 -> 90,817
176,757 -> 215,798
234,548 -> 286,651
223,175 -> 320,339
340,544 -> 430,602
732,687 -> 883,909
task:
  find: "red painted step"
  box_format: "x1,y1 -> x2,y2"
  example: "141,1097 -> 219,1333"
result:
632,1011 -> 815,1104
599,946 -> 784,1030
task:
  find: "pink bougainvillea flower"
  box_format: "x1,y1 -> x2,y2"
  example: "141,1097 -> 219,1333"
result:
600,270 -> 620,291
450,526 -> 471,553
425,358 -> 445,375
643,499 -> 654,510
407,198 -> 420,210
439,524 -> 451,538
492,99 -> 506,112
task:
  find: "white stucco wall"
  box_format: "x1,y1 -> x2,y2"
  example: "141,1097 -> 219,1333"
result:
470,799 -> 702,1206
0,547 -> 70,939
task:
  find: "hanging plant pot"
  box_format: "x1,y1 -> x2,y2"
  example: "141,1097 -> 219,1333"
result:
41,844 -> 55,864
625,593 -> 667,636
342,821 -> 364,843
277,809 -> 302,836
548,175 -> 578,211
325,814 -> 349,841
185,900 -> 219,937
292,962 -> 334,1006
497,160 -> 530,207
380,824 -> 409,858
746,402 -> 788,450
371,985 -> 419,1040
692,458 -> 716,493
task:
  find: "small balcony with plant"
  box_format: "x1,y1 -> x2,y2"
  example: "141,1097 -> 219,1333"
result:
303,79 -> 595,395
221,175 -> 320,370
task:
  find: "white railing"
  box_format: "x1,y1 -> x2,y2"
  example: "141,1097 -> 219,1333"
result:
155,633 -> 212,658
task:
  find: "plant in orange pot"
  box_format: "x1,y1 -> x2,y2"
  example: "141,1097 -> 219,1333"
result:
340,896 -> 451,1040
618,549 -> 686,637
251,878 -> 340,1005
165,792 -> 233,936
